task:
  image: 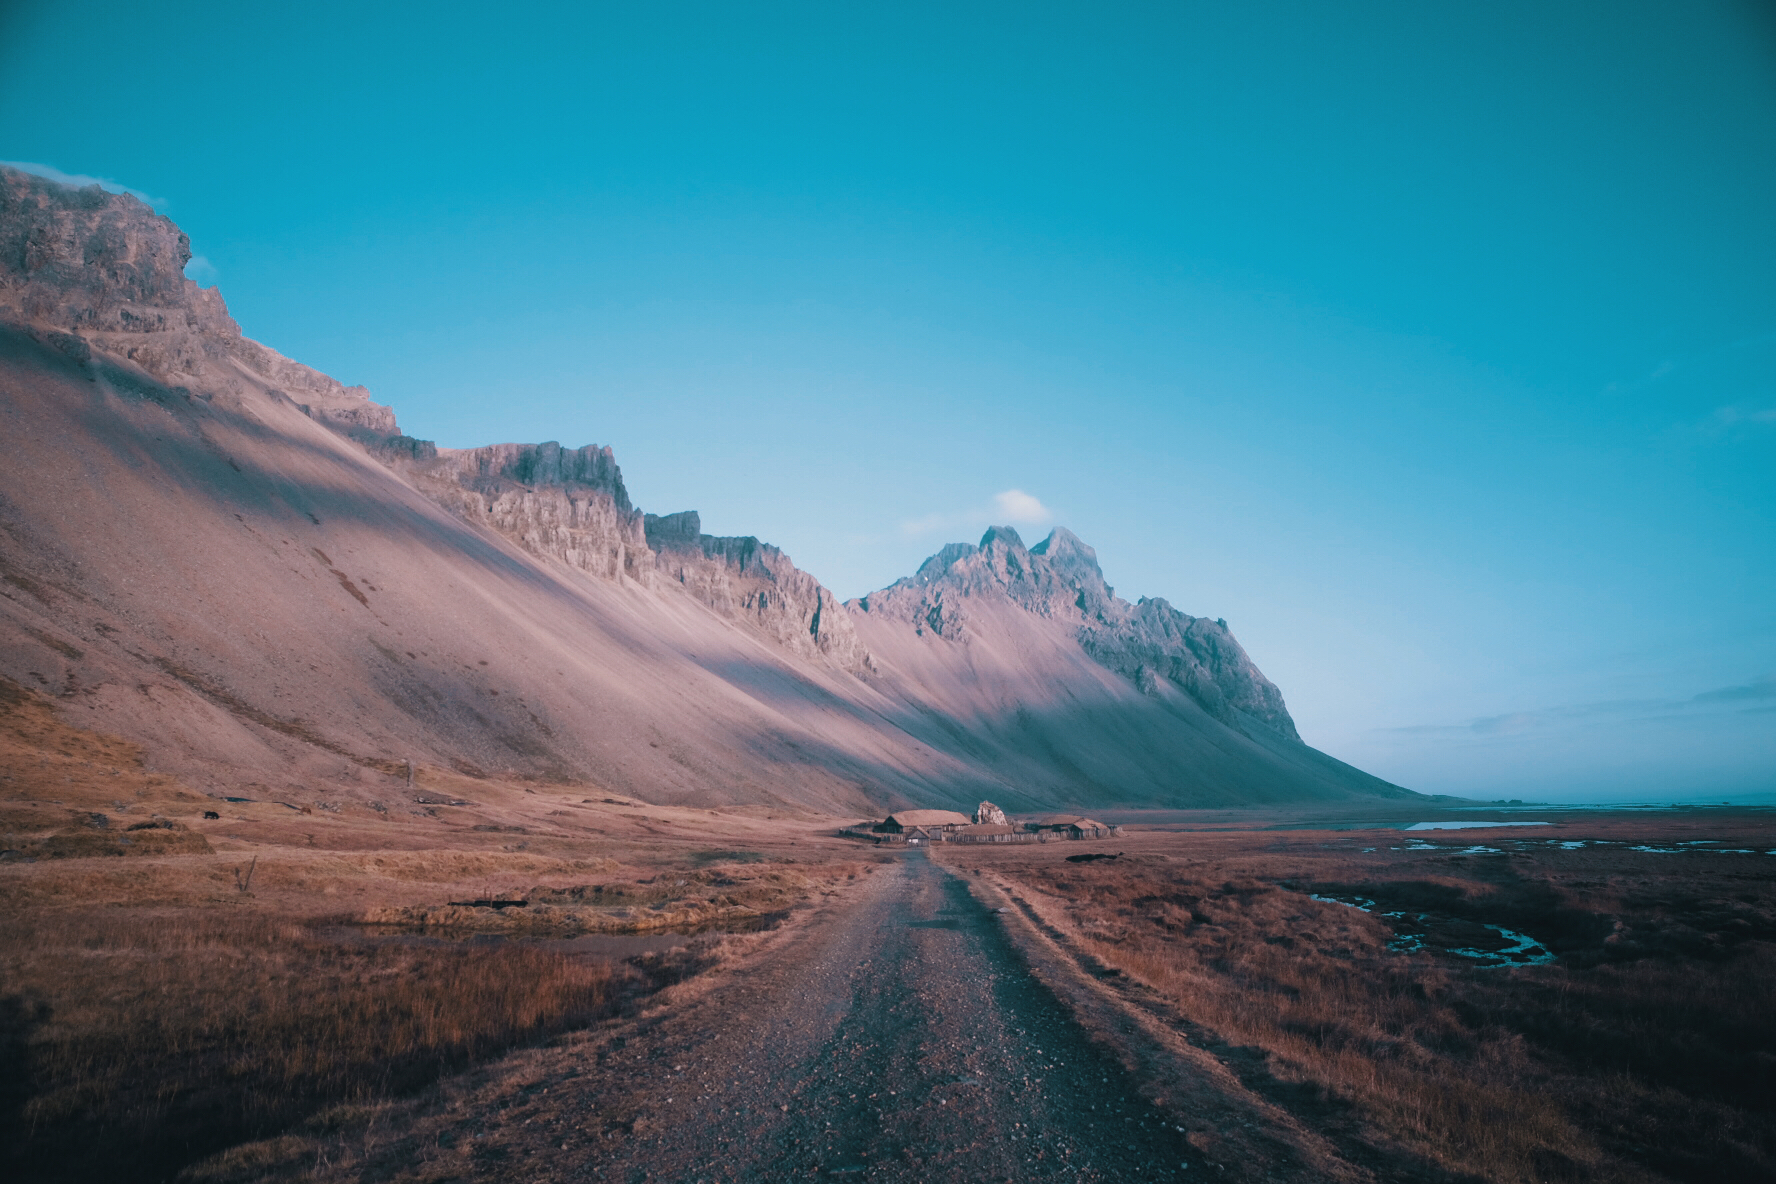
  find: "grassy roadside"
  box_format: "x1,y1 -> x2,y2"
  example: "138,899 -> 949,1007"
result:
0,679 -> 869,1183
941,826 -> 1776,1184
1,910 -> 669,1183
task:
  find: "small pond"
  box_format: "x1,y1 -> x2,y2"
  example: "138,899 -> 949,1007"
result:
1403,821 -> 1553,831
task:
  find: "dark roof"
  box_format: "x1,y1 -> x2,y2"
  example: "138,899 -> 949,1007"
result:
886,809 -> 973,827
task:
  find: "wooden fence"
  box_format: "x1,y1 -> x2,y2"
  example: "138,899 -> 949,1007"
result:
836,825 -> 1118,845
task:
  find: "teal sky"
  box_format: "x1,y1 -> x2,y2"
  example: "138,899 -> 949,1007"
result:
3,1 -> 1773,802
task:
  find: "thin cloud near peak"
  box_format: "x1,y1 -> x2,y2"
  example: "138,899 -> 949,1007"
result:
1,161 -> 167,209
898,489 -> 1056,539
992,489 -> 1051,524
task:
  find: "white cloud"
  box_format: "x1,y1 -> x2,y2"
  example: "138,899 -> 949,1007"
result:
1711,403 -> 1776,428
184,255 -> 220,288
1694,674 -> 1776,702
2,161 -> 167,209
898,489 -> 1056,539
1381,673 -> 1776,740
992,488 -> 1052,524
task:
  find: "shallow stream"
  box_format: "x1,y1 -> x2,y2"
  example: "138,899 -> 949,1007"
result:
1309,893 -> 1556,967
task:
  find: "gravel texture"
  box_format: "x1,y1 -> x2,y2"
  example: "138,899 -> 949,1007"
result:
425,851 -> 1200,1182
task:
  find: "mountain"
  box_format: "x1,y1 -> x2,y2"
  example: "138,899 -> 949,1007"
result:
845,526 -> 1408,806
0,165 -> 1416,812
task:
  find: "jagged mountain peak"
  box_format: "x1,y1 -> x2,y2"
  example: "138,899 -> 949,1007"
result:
912,541 -> 978,584
1032,525 -> 1107,584
857,523 -> 1300,744
977,524 -> 1028,551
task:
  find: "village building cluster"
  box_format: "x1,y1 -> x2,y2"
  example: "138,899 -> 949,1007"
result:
842,802 -> 1119,845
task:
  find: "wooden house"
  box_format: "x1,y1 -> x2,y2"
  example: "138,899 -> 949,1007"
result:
876,809 -> 973,835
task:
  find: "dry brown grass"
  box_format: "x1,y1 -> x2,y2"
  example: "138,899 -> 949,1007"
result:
357,859 -> 856,938
0,677 -> 870,1182
968,829 -> 1776,1183
0,907 -> 687,1183
1065,870 -> 1598,1180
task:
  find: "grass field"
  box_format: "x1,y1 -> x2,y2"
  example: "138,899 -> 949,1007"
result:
0,678 -> 865,1183
8,669 -> 1772,1183
949,817 -> 1776,1183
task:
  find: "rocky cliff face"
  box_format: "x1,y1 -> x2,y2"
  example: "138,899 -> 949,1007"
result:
377,439 -> 657,584
371,441 -> 867,668
0,166 -> 395,434
645,511 -> 867,669
0,166 -> 865,671
854,525 -> 1300,741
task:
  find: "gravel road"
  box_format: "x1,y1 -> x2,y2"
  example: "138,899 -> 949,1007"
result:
494,850 -> 1200,1182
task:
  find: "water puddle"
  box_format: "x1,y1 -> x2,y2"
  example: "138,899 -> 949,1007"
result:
1312,893 -> 1375,909
1443,926 -> 1554,966
1308,894 -> 1553,966
1389,835 -> 1776,857
1404,821 -> 1552,831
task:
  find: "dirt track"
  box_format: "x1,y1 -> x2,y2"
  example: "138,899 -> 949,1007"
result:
373,851 -> 1200,1182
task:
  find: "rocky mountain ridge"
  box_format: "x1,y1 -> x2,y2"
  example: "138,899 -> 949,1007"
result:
0,164 -> 1411,809
0,167 -> 859,671
644,511 -> 866,669
0,166 -> 395,434
854,525 -> 1299,742
374,439 -> 867,669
